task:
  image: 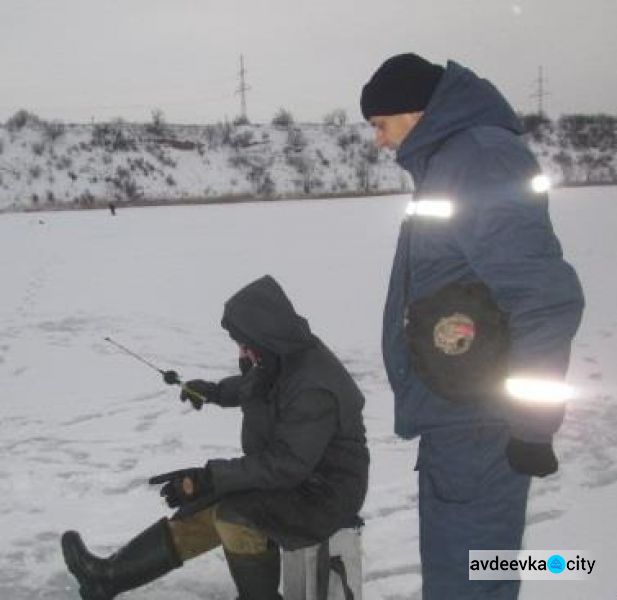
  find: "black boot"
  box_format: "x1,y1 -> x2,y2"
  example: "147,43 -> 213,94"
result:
224,544 -> 283,600
61,518 -> 182,600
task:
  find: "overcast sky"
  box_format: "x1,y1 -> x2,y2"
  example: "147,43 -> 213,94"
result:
1,0 -> 615,125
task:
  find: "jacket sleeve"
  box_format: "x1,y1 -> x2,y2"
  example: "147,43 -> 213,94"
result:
206,389 -> 338,494
211,375 -> 244,408
453,145 -> 584,442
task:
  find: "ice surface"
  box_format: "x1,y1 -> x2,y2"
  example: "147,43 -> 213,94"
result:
0,187 -> 615,598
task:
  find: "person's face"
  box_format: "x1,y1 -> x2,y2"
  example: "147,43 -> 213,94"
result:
369,112 -> 424,150
239,343 -> 259,366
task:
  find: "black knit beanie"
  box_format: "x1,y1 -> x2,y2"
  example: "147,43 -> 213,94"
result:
361,53 -> 445,120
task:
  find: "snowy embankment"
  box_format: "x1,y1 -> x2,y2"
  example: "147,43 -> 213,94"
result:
1,113 -> 615,213
0,186 -> 616,599
0,119 -> 406,212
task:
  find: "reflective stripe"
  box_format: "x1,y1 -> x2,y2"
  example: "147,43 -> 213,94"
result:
530,174 -> 552,193
405,198 -> 454,218
505,377 -> 574,404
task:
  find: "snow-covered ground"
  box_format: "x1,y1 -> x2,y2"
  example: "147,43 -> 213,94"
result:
0,187 -> 615,599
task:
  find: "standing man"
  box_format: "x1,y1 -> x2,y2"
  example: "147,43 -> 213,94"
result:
360,54 -> 584,599
61,275 -> 369,600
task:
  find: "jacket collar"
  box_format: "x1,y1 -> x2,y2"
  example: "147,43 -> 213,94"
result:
396,61 -> 523,184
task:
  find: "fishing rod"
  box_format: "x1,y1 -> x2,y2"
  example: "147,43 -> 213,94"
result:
103,336 -> 207,408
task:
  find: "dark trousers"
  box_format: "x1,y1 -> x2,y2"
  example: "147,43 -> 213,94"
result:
417,425 -> 531,599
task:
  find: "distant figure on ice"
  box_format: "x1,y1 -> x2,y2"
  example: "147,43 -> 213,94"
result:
61,275 -> 369,600
108,202 -> 116,216
360,54 -> 584,599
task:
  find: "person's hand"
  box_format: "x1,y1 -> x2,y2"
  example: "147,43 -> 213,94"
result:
506,437 -> 558,477
149,467 -> 213,508
180,380 -> 219,410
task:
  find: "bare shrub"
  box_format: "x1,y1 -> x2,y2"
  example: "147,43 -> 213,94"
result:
287,153 -> 317,193
42,120 -> 66,142
128,157 -> 155,176
204,122 -> 232,149
228,154 -> 252,169
257,173 -> 276,197
29,165 -> 43,179
6,109 -> 40,132
146,108 -> 169,136
558,114 -> 617,152
145,143 -> 176,167
230,130 -> 254,150
337,128 -> 362,150
272,108 -> 294,127
92,120 -> 137,152
323,109 -> 347,128
316,149 -> 330,166
109,166 -> 142,200
360,140 -> 379,164
56,155 -> 72,170
247,165 -> 276,197
286,128 -> 307,152
32,142 -> 45,156
75,190 -> 95,207
553,151 -> 574,183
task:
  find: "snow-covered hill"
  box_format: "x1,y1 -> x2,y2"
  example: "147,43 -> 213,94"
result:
1,111 -> 615,213
0,115 -> 405,212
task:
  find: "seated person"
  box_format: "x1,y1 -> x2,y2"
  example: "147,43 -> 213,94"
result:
61,275 -> 370,600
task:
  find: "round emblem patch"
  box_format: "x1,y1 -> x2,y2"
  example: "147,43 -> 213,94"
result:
433,313 -> 476,355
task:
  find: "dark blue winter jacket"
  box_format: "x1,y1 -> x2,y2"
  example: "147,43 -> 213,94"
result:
383,61 -> 584,443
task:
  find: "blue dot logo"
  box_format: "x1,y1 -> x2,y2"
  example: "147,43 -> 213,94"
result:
547,554 -> 566,574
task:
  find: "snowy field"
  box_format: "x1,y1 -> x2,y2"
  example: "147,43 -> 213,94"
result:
1,187 -> 616,599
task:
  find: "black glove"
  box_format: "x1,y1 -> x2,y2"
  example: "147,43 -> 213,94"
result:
180,379 -> 219,410
149,467 -> 214,508
506,437 -> 558,478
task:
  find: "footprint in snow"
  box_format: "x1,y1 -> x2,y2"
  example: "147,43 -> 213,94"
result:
134,410 -> 166,433
363,502 -> 414,521
525,509 -> 566,526
586,469 -> 617,489
102,477 -> 146,496
365,561 -> 422,582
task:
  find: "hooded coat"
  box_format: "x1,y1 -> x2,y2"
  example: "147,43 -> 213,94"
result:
383,61 -> 584,443
199,276 -> 369,550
